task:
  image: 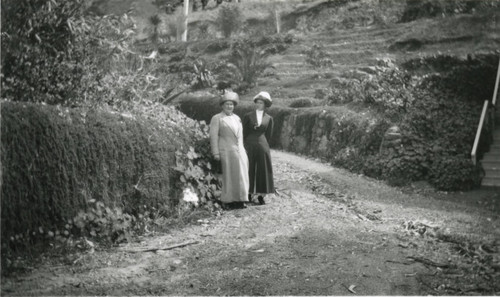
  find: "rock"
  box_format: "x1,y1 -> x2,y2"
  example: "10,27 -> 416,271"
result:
291,135 -> 308,153
379,125 -> 402,154
358,66 -> 378,75
342,70 -> 371,81
317,136 -> 329,154
329,77 -> 349,88
375,57 -> 396,68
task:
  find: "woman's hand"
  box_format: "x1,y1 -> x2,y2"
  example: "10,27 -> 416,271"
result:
214,155 -> 220,161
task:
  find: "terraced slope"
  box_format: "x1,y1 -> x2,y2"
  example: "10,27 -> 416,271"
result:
252,13 -> 499,106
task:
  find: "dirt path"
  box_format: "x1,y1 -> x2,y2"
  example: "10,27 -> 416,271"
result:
2,150 -> 500,296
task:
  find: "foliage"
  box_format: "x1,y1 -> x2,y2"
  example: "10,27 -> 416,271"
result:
327,65 -> 415,120
1,0 -> 188,107
227,39 -> 274,89
190,59 -> 216,90
71,201 -> 134,244
414,54 -> 499,105
152,0 -> 183,14
203,39 -> 231,53
1,0 -> 88,104
289,98 -> 314,108
250,33 -> 296,55
304,44 -> 334,68
174,138 -> 223,207
399,0 -> 500,23
429,156 -> 481,191
75,14 -> 187,107
215,3 -> 243,38
362,87 -> 483,190
148,14 -> 162,44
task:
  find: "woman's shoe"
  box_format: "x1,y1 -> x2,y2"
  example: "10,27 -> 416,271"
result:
258,196 -> 265,205
248,194 -> 253,203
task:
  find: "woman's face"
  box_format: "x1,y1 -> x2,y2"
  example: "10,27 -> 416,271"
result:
222,101 -> 234,114
255,99 -> 265,111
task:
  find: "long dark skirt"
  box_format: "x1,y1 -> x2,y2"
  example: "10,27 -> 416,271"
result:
245,138 -> 274,194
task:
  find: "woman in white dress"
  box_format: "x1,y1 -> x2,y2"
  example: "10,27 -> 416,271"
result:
209,91 -> 249,209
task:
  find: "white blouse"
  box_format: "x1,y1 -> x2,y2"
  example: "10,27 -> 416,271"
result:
256,110 -> 264,126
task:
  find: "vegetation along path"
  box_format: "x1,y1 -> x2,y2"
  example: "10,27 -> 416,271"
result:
2,151 -> 500,296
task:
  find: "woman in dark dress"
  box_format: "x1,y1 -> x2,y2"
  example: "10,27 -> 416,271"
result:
242,91 -> 275,205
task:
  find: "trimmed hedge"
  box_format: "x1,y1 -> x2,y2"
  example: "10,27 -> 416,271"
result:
1,101 -> 198,253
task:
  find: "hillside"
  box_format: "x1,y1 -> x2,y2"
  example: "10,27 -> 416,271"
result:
100,0 -> 500,105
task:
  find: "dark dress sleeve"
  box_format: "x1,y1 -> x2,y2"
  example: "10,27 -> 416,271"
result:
265,116 -> 274,144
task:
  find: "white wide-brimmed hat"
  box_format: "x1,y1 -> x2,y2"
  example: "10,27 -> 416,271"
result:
253,91 -> 272,107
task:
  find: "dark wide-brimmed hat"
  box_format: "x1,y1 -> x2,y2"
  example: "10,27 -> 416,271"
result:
253,91 -> 272,107
219,91 -> 239,106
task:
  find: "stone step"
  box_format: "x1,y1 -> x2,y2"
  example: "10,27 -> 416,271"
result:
485,148 -> 500,153
482,161 -> 500,170
484,168 -> 500,179
481,177 -> 500,188
483,154 -> 500,162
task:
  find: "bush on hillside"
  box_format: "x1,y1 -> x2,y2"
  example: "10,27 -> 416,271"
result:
327,65 -> 414,120
289,98 -> 314,108
361,86 -> 484,190
304,44 -> 334,68
399,0 -> 499,23
215,3 -> 243,38
415,54 -> 499,105
429,155 -> 482,191
211,39 -> 274,92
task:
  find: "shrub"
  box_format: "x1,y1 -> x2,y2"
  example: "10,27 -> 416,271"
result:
204,39 -> 231,53
289,98 -> 314,108
174,138 -> 222,206
399,0 -> 498,23
215,3 -> 242,38
304,44 -> 334,68
429,156 -> 481,191
327,65 -> 414,120
226,39 -> 273,87
360,85 -> 485,190
0,101 -> 207,266
416,54 -> 499,105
